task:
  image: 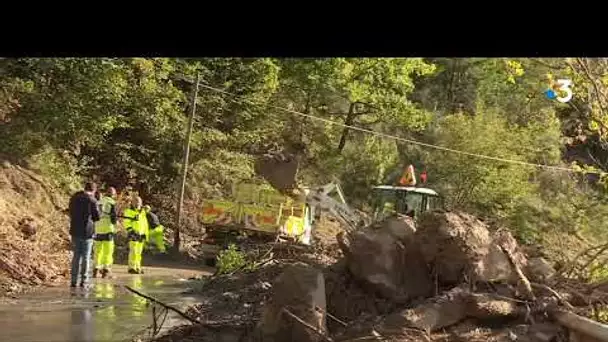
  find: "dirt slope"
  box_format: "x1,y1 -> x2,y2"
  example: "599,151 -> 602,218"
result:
0,161 -> 71,295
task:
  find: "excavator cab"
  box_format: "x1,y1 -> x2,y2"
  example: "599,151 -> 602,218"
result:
371,185 -> 440,222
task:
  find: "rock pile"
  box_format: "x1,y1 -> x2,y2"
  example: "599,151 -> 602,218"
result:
154,211 -> 608,342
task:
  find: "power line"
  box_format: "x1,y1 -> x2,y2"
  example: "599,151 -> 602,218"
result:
196,82 -> 607,177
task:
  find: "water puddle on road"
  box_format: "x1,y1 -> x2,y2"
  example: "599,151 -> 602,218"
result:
0,272 -> 205,342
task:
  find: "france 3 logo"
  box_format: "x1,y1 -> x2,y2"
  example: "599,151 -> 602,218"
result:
544,78 -> 573,103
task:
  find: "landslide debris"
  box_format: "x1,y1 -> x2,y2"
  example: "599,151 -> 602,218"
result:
0,162 -> 70,296
256,262 -> 327,342
152,211 -> 608,342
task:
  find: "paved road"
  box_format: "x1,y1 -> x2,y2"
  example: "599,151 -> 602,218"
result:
0,264 -> 212,342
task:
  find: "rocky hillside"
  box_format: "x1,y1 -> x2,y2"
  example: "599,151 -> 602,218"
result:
0,161 -> 71,295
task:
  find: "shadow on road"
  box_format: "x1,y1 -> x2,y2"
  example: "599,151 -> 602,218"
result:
113,245 -> 215,274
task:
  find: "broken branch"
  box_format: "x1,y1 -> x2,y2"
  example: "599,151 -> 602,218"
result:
281,307 -> 333,342
124,285 -> 200,324
500,246 -> 536,301
561,243 -> 608,278
576,245 -> 608,278
530,282 -> 575,311
477,292 -> 530,305
553,309 -> 608,342
326,311 -> 348,327
227,236 -> 280,276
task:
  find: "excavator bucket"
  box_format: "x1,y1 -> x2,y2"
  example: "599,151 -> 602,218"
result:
254,152 -> 300,195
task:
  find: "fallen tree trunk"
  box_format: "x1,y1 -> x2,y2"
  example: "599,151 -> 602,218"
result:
378,286 -> 470,335
553,309 -> 608,342
376,287 -> 526,336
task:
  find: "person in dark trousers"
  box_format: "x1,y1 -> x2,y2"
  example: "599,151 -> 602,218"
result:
69,182 -> 100,288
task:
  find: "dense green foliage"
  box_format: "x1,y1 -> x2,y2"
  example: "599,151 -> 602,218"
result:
216,244 -> 250,275
3,57 -> 608,257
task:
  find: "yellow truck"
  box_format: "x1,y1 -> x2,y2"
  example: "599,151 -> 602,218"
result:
200,182 -> 315,264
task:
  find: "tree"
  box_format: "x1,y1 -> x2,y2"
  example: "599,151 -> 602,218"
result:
276,58 -> 436,153
406,107 -> 562,217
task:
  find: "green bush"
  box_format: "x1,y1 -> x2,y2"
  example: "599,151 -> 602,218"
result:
509,169 -> 608,245
587,262 -> 608,283
216,244 -> 249,275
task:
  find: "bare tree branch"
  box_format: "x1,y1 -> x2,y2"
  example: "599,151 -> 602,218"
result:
500,245 -> 535,301
587,148 -> 608,171
574,58 -> 608,118
530,282 -> 575,310
124,285 -> 200,324
281,308 -> 333,342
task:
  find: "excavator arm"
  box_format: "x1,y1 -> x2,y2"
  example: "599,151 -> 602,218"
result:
300,182 -> 368,233
255,150 -> 367,233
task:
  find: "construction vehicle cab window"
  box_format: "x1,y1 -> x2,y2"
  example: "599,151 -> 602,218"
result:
371,185 -> 440,221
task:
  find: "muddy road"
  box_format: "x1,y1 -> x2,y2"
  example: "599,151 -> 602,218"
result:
0,264 -> 212,342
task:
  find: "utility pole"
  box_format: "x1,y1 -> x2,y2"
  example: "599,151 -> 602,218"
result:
173,73 -> 200,254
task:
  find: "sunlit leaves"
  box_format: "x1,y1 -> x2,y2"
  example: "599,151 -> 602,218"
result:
417,109 -> 561,215
505,60 -> 525,84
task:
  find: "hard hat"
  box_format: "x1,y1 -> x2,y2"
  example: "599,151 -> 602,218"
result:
144,205 -> 151,211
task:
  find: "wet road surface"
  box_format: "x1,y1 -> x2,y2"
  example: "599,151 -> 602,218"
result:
0,265 -> 211,342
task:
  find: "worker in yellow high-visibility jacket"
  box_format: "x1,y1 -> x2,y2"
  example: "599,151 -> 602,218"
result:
93,187 -> 118,279
144,205 -> 166,253
122,196 -> 149,274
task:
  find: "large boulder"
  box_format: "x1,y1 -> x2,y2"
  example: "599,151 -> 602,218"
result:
382,214 -> 417,242
257,263 -> 327,342
416,211 -> 492,285
479,230 -> 528,283
416,211 -> 527,286
525,257 -> 556,283
337,216 -> 432,301
337,229 -> 402,298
